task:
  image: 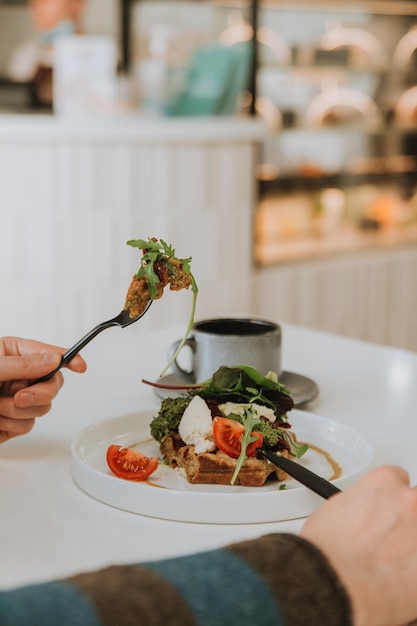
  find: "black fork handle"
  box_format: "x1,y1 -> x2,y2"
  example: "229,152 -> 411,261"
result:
30,301 -> 151,385
31,319 -> 120,385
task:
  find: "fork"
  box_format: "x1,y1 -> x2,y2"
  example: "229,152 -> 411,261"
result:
32,301 -> 152,385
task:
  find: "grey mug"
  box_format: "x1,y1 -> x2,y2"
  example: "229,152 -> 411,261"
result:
168,317 -> 282,383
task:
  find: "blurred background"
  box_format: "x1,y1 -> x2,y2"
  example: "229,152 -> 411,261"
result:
0,0 -> 416,352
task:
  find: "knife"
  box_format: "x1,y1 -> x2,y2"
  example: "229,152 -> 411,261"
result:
259,448 -> 341,500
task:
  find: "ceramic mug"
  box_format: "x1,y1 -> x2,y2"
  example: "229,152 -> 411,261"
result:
168,317 -> 282,383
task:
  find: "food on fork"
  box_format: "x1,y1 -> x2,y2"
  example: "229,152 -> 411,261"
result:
148,365 -> 308,486
125,237 -> 198,377
124,237 -> 196,317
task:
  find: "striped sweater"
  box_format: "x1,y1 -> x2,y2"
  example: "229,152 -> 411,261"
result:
0,534 -> 352,626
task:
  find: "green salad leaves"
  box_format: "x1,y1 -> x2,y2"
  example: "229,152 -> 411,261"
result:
147,365 -> 308,485
189,365 -> 295,418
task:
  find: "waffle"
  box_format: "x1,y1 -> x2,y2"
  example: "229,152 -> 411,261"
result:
160,433 -> 289,486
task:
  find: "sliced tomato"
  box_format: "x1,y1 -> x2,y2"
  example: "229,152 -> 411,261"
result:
213,417 -> 263,459
106,445 -> 158,481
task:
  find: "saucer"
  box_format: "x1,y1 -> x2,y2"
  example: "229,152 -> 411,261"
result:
279,371 -> 319,406
152,371 -> 319,407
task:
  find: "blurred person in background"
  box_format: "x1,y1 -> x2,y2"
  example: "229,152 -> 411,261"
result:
5,0 -> 85,107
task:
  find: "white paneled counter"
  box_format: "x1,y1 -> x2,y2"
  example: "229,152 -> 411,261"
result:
0,114 -> 265,345
252,245 -> 417,352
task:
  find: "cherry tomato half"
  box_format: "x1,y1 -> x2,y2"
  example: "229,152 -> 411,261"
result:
106,445 -> 159,481
213,417 -> 263,459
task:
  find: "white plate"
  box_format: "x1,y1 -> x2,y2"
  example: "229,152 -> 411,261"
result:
71,410 -> 374,524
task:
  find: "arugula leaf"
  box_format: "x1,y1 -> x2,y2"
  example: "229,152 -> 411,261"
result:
127,238 -> 177,300
231,407 -> 261,485
229,410 -> 307,484
280,430 -> 308,458
160,272 -> 198,378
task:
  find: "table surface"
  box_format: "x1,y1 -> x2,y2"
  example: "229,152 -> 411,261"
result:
1,321 -> 416,590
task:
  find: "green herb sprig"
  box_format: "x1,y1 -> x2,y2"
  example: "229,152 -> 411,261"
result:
127,238 -> 176,299
127,237 -> 198,377
231,407 -> 261,485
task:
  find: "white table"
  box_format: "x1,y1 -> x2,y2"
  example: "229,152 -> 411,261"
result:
1,321 -> 416,590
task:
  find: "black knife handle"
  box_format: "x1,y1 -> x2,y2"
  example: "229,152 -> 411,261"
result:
260,449 -> 342,500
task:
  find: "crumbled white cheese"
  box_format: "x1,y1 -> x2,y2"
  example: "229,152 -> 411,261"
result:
178,395 -> 216,454
219,402 -> 276,423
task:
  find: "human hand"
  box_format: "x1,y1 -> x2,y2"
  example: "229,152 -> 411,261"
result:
0,336 -> 87,443
301,466 -> 417,626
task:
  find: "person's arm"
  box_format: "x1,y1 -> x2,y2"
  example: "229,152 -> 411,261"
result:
0,336 -> 86,443
2,469 -> 417,625
302,465 -> 417,626
0,533 -> 351,626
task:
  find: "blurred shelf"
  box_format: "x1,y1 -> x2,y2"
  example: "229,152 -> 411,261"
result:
214,0 -> 417,14
261,123 -> 413,137
254,97 -> 417,135
259,61 -> 417,75
255,1 -> 417,17
259,168 -> 417,194
254,222 -> 417,265
260,64 -> 386,76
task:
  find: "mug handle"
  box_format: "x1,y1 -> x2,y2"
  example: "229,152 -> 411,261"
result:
167,337 -> 196,383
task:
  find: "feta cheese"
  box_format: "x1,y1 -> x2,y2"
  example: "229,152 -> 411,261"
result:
178,395 -> 215,454
219,402 -> 276,423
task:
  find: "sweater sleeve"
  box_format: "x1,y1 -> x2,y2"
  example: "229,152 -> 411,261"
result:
0,533 -> 352,626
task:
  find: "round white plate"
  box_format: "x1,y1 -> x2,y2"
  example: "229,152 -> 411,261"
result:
71,410 -> 374,524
